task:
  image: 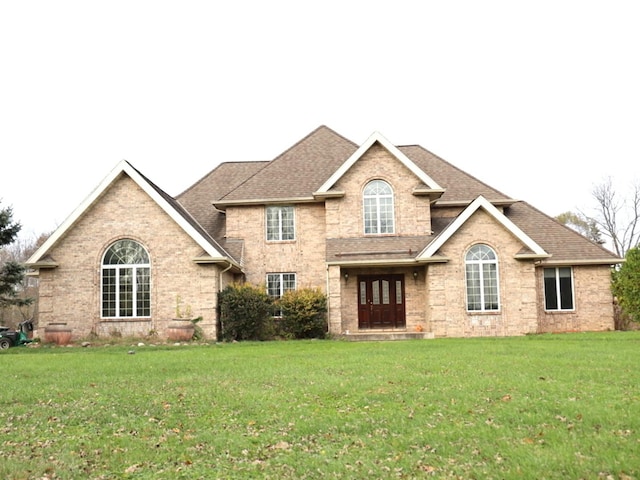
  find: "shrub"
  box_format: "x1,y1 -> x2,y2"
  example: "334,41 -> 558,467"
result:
218,283 -> 273,341
279,287 -> 327,339
612,246 -> 640,326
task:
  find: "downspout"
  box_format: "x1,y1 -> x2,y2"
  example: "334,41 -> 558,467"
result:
219,262 -> 233,291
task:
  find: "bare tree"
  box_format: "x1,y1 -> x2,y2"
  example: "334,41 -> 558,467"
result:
555,211 -> 604,245
589,177 -> 640,258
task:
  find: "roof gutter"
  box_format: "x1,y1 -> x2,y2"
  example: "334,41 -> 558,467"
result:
192,255 -> 243,272
213,196 -> 318,210
536,258 -> 624,266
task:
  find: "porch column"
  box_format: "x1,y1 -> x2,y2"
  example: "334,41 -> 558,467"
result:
327,265 -> 343,335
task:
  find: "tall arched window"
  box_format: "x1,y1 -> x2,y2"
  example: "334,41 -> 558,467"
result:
102,239 -> 150,318
363,180 -> 395,234
465,244 -> 499,311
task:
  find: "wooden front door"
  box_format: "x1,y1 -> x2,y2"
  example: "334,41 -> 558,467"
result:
357,275 -> 406,329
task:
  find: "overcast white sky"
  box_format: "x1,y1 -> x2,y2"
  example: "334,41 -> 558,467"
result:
1,1 -> 638,241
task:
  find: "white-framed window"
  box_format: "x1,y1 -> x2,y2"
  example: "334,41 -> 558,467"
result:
267,273 -> 296,316
465,244 -> 499,312
266,273 -> 296,299
266,206 -> 295,241
102,239 -> 150,318
363,180 -> 395,234
544,267 -> 574,311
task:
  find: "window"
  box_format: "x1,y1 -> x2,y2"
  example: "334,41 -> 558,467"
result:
266,206 -> 295,241
267,273 -> 296,316
267,273 -> 296,299
363,180 -> 394,234
102,239 -> 150,318
544,267 -> 574,310
465,244 -> 499,311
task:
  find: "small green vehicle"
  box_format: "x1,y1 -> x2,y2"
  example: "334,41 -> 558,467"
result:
0,320 -> 34,350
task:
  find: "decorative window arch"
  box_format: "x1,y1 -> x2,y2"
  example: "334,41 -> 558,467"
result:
101,239 -> 151,318
363,179 -> 395,234
465,244 -> 499,311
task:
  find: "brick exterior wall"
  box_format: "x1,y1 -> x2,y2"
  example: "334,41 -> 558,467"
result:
223,144 -> 615,338
537,265 -> 615,333
35,144 -> 616,341
226,203 -> 327,289
329,144 -> 432,238
36,175 -> 228,341
425,209 -> 539,337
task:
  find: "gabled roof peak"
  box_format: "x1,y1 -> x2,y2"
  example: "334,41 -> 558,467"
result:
419,195 -> 549,260
315,131 -> 444,195
26,160 -> 236,268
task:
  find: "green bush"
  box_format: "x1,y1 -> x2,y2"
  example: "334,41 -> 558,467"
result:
612,246 -> 640,325
279,287 -> 327,339
218,283 -> 273,341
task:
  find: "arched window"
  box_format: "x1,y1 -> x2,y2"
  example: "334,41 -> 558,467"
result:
363,180 -> 394,234
465,244 -> 499,311
101,239 -> 150,318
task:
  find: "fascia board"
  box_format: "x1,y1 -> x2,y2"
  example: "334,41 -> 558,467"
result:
27,160 -> 226,265
27,160 -> 131,265
213,196 -> 317,209
316,131 -> 444,193
118,163 -> 227,259
326,258 -> 419,267
418,196 -> 548,259
539,258 -> 624,266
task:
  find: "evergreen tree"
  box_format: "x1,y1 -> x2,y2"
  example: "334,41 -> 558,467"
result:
0,203 -> 32,309
611,246 -> 640,323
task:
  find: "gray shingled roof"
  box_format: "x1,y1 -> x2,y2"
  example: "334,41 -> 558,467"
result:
399,145 -> 513,204
177,161 -> 269,239
127,162 -> 238,262
504,202 -> 620,264
175,125 -> 621,266
218,126 -> 358,202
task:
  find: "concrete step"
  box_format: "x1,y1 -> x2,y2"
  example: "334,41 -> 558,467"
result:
341,331 -> 434,341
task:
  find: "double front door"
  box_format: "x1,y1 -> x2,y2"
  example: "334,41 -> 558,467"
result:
357,274 -> 406,329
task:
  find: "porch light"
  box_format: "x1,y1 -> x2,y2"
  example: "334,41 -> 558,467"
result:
413,271 -> 419,281
344,272 -> 349,282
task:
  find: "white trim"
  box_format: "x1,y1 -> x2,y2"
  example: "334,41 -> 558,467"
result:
265,205 -> 296,242
464,244 -> 501,312
27,160 -> 226,265
363,180 -> 395,235
418,196 -> 548,259
315,131 -> 444,193
543,266 -> 576,311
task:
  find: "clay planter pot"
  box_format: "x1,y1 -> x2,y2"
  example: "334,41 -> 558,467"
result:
167,319 -> 195,342
44,323 -> 73,345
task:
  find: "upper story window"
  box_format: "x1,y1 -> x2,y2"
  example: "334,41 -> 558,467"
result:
363,180 -> 395,234
465,244 -> 499,312
266,206 -> 295,241
101,239 -> 150,318
544,267 -> 574,310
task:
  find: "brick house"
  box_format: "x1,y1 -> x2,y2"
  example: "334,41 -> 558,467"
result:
27,126 -> 622,340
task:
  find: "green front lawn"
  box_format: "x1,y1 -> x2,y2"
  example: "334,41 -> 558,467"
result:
2,333 -> 640,479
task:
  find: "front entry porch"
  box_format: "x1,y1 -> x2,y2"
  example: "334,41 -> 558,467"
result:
327,264 -> 430,340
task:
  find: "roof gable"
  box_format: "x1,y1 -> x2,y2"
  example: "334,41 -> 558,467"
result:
418,195 -> 549,260
315,131 -> 445,195
27,160 -> 234,267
